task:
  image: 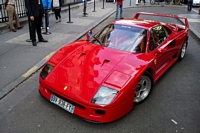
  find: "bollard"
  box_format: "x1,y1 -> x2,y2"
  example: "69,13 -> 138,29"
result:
67,4 -> 73,23
102,0 -> 105,9
26,13 -> 32,42
93,0 -> 96,12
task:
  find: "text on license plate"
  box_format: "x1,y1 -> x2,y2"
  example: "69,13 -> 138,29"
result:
50,95 -> 75,113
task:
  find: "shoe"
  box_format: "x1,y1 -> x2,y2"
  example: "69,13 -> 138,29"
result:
83,12 -> 88,16
120,17 -> 124,19
41,27 -> 43,30
12,29 -> 16,32
115,17 -> 118,19
56,20 -> 59,23
32,41 -> 37,46
47,27 -> 49,30
39,38 -> 48,42
17,26 -> 24,29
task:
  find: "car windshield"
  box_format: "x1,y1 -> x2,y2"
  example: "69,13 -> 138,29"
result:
91,24 -> 147,53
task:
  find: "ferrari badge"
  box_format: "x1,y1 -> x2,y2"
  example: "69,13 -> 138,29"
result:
154,59 -> 157,65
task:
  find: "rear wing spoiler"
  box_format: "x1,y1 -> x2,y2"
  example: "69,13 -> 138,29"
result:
133,12 -> 189,28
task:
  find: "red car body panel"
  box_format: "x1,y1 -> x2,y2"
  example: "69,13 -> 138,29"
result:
39,12 -> 189,123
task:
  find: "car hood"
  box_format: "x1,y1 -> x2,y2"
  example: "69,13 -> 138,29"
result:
46,43 -> 130,104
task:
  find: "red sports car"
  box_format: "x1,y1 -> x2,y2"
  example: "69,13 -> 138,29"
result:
39,12 -> 189,123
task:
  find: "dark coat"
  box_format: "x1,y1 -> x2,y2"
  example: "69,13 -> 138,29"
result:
25,0 -> 45,17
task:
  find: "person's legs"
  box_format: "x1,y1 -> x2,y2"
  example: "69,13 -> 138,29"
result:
36,15 -> 43,40
54,9 -> 59,22
13,8 -> 20,28
58,9 -> 61,21
190,1 -> 192,11
188,1 -> 192,11
120,5 -> 123,18
30,19 -> 36,42
55,11 -> 58,20
187,2 -> 190,11
6,5 -> 15,30
36,13 -> 47,42
115,4 -> 119,19
44,9 -> 49,28
83,1 -> 87,15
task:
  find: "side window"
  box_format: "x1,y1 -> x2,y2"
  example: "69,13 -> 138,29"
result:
149,26 -> 167,52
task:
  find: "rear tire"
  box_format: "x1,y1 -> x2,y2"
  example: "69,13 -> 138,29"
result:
150,0 -> 156,4
134,72 -> 153,103
165,0 -> 170,5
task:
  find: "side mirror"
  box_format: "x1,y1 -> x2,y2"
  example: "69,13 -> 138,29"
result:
86,30 -> 92,41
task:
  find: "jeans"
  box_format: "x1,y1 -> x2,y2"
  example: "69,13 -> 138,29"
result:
115,4 -> 123,18
41,9 -> 49,27
187,1 -> 192,11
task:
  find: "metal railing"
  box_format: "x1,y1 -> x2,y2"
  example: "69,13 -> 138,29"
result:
0,0 -> 83,23
0,0 -> 27,23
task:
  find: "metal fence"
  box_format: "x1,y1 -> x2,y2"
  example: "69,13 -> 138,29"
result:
0,0 -> 83,23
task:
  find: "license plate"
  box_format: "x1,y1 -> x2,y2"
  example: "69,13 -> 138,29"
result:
50,95 -> 75,113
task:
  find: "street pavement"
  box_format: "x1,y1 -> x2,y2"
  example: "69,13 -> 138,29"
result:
0,0 -> 199,99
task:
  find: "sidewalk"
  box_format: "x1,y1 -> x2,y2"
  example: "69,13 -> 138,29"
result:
0,1 -> 117,99
0,1 -> 199,99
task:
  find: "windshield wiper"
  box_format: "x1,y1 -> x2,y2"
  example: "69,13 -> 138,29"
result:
92,36 -> 103,46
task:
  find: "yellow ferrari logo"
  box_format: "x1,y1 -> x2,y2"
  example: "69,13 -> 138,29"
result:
154,59 -> 157,65
64,86 -> 68,90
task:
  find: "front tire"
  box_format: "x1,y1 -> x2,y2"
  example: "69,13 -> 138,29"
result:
134,72 -> 153,103
178,40 -> 187,61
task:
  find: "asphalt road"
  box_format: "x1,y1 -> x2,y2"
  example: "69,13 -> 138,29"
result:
0,5 -> 200,133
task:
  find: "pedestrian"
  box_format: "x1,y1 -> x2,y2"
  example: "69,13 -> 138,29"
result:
187,0 -> 193,12
143,0 -> 146,5
82,0 -> 88,16
41,0 -> 52,30
199,7 -> 200,15
4,0 -> 23,32
52,0 -> 62,23
115,0 -> 123,19
138,0 -> 146,5
25,0 -> 48,46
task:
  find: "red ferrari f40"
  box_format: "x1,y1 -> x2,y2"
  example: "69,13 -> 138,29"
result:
39,12 -> 189,123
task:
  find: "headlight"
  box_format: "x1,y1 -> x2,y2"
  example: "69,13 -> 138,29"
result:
40,64 -> 54,79
91,86 -> 118,105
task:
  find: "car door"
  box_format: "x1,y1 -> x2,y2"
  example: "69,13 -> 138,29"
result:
148,25 -> 170,74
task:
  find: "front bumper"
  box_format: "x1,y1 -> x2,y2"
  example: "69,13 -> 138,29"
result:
39,82 -> 133,123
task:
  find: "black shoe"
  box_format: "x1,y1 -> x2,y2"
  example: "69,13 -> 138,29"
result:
32,41 -> 37,46
39,38 -> 48,42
